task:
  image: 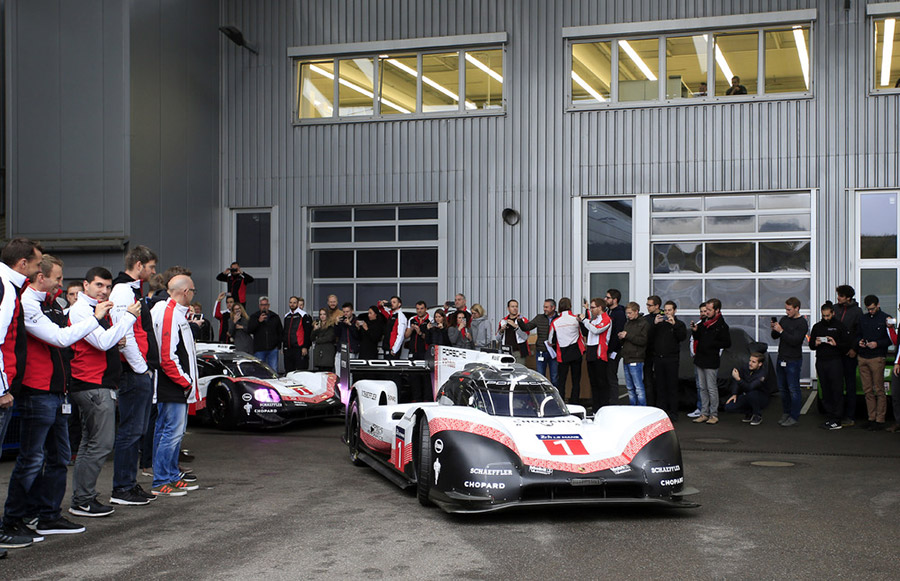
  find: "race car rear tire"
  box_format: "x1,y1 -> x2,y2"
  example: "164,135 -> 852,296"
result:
209,383 -> 238,430
347,399 -> 365,466
416,414 -> 434,507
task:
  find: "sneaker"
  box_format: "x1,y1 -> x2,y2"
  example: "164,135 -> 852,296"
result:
151,483 -> 187,497
841,419 -> 855,427
180,450 -> 195,463
687,408 -> 702,418
749,415 -> 763,426
867,421 -> 886,431
6,521 -> 42,543
741,413 -> 753,423
179,471 -> 198,483
781,417 -> 799,427
705,416 -> 719,425
692,415 -> 709,423
778,413 -> 790,425
173,479 -> 199,492
0,524 -> 36,548
133,484 -> 156,501
35,517 -> 85,535
887,423 -> 900,433
827,421 -> 842,431
69,499 -> 115,518
178,465 -> 195,475
23,516 -> 38,530
141,467 -> 153,477
110,488 -> 151,506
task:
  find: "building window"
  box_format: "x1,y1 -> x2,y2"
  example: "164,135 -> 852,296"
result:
294,47 -> 504,122
857,191 -> 900,312
232,209 -> 275,309
309,205 -> 442,310
873,17 -> 900,91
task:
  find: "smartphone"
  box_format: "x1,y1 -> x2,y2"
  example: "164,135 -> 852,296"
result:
771,317 -> 778,323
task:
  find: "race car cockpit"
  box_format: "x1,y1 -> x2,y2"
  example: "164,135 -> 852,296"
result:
436,365 -> 569,418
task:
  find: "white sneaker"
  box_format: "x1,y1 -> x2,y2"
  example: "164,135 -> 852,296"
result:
687,408 -> 702,418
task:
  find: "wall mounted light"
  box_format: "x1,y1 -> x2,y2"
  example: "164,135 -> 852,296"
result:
219,25 -> 258,55
502,208 -> 520,226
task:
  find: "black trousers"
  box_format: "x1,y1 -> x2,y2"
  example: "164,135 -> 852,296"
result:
643,357 -> 656,406
586,357 -> 609,411
654,357 -> 680,417
283,347 -> 308,372
558,357 -> 583,403
817,356 -> 844,422
607,355 -> 621,404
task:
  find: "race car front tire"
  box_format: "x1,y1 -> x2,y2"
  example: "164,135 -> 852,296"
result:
416,414 -> 434,507
208,383 -> 238,430
347,399 -> 365,467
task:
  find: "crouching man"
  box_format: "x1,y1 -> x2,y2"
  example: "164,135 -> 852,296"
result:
725,352 -> 769,426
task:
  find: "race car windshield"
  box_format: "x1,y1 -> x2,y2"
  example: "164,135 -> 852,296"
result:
222,360 -> 278,380
473,383 -> 568,418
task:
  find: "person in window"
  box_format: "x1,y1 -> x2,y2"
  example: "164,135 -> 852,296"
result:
426,310 -> 450,347
311,308 -> 337,372
725,76 -> 747,95
469,304 -> 492,349
356,306 -> 384,360
215,262 -> 254,307
228,303 -> 253,355
695,81 -> 708,97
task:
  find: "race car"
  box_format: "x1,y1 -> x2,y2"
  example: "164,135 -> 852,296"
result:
343,346 -> 699,513
196,344 -> 341,429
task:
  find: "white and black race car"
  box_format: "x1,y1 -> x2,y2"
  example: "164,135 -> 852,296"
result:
196,344 -> 341,429
342,346 -> 699,513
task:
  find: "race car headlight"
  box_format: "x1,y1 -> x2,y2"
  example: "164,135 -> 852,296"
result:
253,388 -> 281,403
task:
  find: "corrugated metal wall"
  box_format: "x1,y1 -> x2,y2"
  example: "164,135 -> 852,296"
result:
220,0 -> 900,317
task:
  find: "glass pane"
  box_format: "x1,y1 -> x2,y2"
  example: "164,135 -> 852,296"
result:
651,197 -> 702,212
727,315 -> 757,343
571,41 -> 612,103
338,57 -> 375,117
235,212 -> 271,268
706,242 -> 755,273
665,35 -> 709,99
764,26 -> 810,93
400,248 -> 438,277
860,193 -> 898,259
651,216 -> 702,235
589,273 -> 630,305
357,284 -> 398,310
874,18 -> 900,90
714,31 -> 758,96
400,283 -> 439,308
759,193 -> 810,209
705,215 -> 755,233
311,227 -> 352,243
378,54 -> 417,115
758,214 -> 811,233
653,243 -> 702,274
586,200 -> 633,261
398,225 -> 438,241
357,249 -> 397,278
465,49 -> 504,110
860,269 -> 898,316
706,195 -> 755,210
651,278 -> 702,310
706,278 -> 756,309
355,207 -> 396,221
313,284 -> 353,312
355,226 -> 395,242
759,241 -> 810,272
759,278 -> 810,309
399,205 -> 439,220
618,38 -> 659,102
244,278 -> 268,312
311,208 -> 351,222
313,250 -> 354,278
422,52 -> 460,113
298,60 -> 334,119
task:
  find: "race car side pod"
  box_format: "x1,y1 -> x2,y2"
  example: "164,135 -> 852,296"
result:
338,344 -> 351,409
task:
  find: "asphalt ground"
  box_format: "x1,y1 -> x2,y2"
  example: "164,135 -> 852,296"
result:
1,389 -> 899,580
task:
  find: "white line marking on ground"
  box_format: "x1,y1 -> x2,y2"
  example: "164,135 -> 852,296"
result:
800,391 -> 817,415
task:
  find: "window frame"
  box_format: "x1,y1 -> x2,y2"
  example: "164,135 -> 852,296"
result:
867,4 -> 900,95
855,189 -> 900,316
228,207 -> 278,311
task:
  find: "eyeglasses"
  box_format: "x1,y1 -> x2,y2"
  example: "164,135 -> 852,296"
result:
186,288 -> 196,293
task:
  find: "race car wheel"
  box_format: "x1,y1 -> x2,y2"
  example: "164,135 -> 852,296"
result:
416,414 -> 434,507
209,383 -> 238,430
347,399 -> 365,466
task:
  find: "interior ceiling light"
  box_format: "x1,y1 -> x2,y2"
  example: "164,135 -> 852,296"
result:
880,18 -> 896,87
691,35 -> 708,73
385,58 -> 476,110
792,26 -> 810,90
571,70 -> 606,101
464,53 -> 504,83
310,64 -> 410,114
618,40 -> 657,81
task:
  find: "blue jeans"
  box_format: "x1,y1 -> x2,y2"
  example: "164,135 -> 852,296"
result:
255,349 -> 279,372
776,358 -> 802,420
623,362 -> 646,406
113,371 -> 154,493
152,402 -> 188,487
3,392 -> 70,523
536,351 -> 559,387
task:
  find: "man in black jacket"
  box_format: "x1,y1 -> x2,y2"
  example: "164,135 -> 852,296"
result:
643,295 -> 662,406
215,262 -> 254,307
605,289 -> 627,404
809,302 -> 851,430
725,352 -> 768,425
691,298 -> 731,424
521,299 -> 558,386
771,296 -> 808,427
652,300 -> 687,421
857,295 -> 892,430
248,296 -> 282,371
282,296 -> 312,372
834,285 -> 863,426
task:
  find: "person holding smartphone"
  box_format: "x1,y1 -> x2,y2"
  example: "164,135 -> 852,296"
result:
809,301 -> 851,430
771,297 -> 809,427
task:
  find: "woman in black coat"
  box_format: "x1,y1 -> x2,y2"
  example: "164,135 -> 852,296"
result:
357,306 -> 385,360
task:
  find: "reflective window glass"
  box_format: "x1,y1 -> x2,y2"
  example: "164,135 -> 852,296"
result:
400,249 -> 439,277
571,42 -> 612,103
706,278 -> 756,309
653,243 -> 702,274
759,278 -> 810,309
665,35 -> 709,98
357,284 -> 398,309
618,38 -> 659,102
706,195 -> 755,211
378,54 -> 417,115
860,193 -> 898,259
652,216 -> 702,235
759,241 -> 810,272
874,18 -> 900,91
399,225 -> 439,241
652,279 -> 702,309
726,315 -> 757,342
311,208 -> 351,222
313,250 -> 354,278
314,284 -> 353,310
465,49 -> 504,110
422,52 -> 460,113
764,26 -> 810,93
589,273 -> 630,305
651,197 -> 702,212
355,226 -> 396,242
355,207 -> 396,221
399,206 -> 439,220
298,60 -> 335,119
860,269 -> 898,315
587,200 -> 633,261
705,242 -> 755,273
759,214 -> 811,233
338,57 -> 375,117
705,215 -> 755,233
400,283 -> 439,308
311,227 -> 352,243
245,278 -> 269,312
357,249 -> 397,278
714,31 -> 758,96
758,193 -> 810,209
236,212 -> 271,268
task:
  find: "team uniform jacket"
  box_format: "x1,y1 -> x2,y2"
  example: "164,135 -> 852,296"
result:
547,310 -> 585,363
215,271 -> 254,304
581,312 -> 612,362
151,298 -> 199,404
214,297 -> 230,343
496,316 -> 531,357
407,314 -> 430,356
0,263 -> 29,397
69,292 -> 138,392
110,272 -> 160,374
377,304 -> 408,355
21,285 -> 100,395
283,308 -> 313,351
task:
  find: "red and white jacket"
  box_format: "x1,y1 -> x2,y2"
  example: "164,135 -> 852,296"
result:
547,310 -> 585,363
377,304 -> 408,355
69,292 -> 137,391
151,298 -> 199,404
496,316 -> 531,357
110,273 -> 159,374
0,262 -> 27,396
581,311 -> 612,362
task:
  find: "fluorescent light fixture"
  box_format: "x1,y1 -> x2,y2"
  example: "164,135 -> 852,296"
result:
710,35 -> 735,83
880,18 -> 896,87
310,64 -> 410,114
618,40 -> 657,81
385,58 -> 476,110
792,26 -> 810,90
691,35 -> 708,73
571,71 -> 606,102
464,53 -> 504,83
